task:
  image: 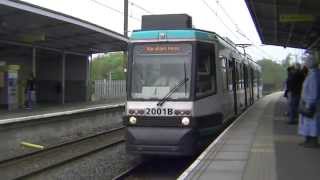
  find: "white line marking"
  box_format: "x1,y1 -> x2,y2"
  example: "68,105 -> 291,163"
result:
0,103 -> 124,125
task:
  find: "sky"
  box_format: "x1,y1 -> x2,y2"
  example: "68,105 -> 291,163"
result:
22,0 -> 304,63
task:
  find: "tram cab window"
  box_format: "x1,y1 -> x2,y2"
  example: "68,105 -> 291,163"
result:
196,43 -> 216,97
130,43 -> 192,100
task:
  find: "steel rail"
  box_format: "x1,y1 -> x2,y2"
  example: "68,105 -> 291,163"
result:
0,127 -> 125,179
112,161 -> 144,180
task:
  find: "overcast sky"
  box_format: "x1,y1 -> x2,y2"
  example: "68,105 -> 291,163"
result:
22,0 -> 304,63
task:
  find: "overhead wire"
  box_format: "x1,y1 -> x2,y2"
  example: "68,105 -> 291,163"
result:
216,0 -> 240,31
89,0 -> 276,60
201,0 -> 241,41
215,0 -> 275,60
238,31 -> 275,60
129,1 -> 153,14
89,0 -> 141,22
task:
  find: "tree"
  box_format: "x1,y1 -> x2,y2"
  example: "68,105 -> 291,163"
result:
281,53 -> 292,69
91,52 -> 127,80
257,59 -> 286,94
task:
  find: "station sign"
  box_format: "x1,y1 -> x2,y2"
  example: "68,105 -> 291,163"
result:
20,33 -> 46,43
279,14 -> 315,23
0,71 -> 4,87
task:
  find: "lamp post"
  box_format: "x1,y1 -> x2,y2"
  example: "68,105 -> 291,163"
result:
124,0 -> 128,38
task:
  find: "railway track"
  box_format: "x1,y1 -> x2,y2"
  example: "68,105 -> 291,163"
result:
113,156 -> 197,180
112,120 -> 234,180
112,161 -> 144,180
0,127 -> 125,180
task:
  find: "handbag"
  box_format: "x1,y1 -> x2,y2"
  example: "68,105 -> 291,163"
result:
299,100 -> 316,118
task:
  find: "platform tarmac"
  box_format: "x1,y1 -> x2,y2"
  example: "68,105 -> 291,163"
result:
179,92 -> 320,180
0,98 -> 124,122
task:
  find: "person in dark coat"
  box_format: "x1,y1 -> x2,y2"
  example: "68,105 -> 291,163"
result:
285,65 -> 305,124
284,66 -> 294,116
284,66 -> 295,98
25,73 -> 35,109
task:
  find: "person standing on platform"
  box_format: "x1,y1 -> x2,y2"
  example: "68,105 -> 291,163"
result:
25,73 -> 35,109
284,66 -> 294,98
285,65 -> 304,124
298,51 -> 320,148
284,66 -> 294,114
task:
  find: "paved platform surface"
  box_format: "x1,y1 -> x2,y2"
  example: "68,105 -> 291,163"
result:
0,98 -> 124,121
179,92 -> 320,180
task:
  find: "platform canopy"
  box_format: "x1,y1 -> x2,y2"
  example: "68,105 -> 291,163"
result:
0,0 -> 128,55
245,0 -> 320,50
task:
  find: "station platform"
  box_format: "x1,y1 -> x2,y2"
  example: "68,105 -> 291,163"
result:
179,92 -> 320,180
0,97 -> 125,162
0,98 -> 124,123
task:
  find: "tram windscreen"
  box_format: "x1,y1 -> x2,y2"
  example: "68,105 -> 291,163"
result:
131,43 -> 192,100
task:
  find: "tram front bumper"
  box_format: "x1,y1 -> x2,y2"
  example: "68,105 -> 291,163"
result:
125,127 -> 197,156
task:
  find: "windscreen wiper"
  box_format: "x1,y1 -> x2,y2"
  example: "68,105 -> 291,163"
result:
157,78 -> 189,106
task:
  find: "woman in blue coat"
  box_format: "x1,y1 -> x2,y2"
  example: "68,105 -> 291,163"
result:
298,51 -> 320,148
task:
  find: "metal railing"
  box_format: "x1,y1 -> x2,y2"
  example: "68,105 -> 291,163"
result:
92,80 -> 126,101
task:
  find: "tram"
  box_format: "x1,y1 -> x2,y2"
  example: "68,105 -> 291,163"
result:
123,14 -> 262,155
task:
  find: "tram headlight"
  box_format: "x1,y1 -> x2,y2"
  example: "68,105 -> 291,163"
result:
129,116 -> 137,125
181,117 -> 190,126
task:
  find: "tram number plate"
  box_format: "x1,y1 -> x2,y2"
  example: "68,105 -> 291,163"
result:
146,108 -> 173,116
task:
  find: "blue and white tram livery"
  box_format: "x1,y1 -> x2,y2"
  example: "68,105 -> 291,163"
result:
123,14 -> 262,156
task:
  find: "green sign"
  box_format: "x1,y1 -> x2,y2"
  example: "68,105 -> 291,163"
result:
279,14 -> 315,23
20,33 -> 46,43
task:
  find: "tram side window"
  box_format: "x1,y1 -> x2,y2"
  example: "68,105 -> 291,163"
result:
243,65 -> 248,89
235,62 -> 240,90
220,57 -> 228,92
196,43 -> 216,97
240,64 -> 244,89
256,72 -> 259,86
257,71 -> 261,87
253,70 -> 257,87
228,61 -> 233,91
237,63 -> 241,89
258,73 -> 262,87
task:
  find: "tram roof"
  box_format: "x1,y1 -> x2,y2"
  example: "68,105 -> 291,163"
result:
131,29 -> 239,49
130,29 -> 262,64
131,29 -> 217,41
0,0 -> 128,55
245,0 -> 320,50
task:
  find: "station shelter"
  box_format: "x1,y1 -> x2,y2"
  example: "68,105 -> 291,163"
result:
245,0 -> 319,50
0,0 -> 128,110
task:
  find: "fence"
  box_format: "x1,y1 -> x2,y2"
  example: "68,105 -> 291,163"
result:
92,80 -> 126,101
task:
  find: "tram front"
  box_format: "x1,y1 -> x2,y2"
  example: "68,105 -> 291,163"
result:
124,42 -> 196,155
